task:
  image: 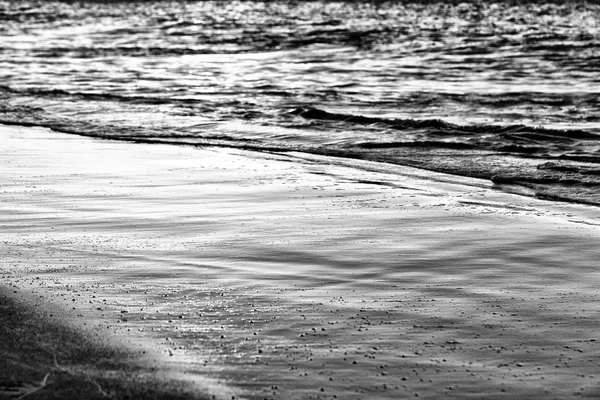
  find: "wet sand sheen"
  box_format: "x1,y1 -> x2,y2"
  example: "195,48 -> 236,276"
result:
1,124 -> 600,399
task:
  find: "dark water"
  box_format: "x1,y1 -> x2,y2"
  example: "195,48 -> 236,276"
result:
1,0 -> 600,205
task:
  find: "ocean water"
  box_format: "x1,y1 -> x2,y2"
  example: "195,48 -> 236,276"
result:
1,0 -> 600,205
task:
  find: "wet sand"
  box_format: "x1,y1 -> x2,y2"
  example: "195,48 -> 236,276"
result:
2,124 -> 600,400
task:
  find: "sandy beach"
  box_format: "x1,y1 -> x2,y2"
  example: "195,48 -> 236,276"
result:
2,124 -> 600,399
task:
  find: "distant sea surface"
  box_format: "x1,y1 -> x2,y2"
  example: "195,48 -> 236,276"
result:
1,1 -> 600,205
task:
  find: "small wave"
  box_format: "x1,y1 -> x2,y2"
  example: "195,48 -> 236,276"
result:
0,85 -> 191,105
292,107 -> 600,141
436,92 -> 600,108
291,107 -> 452,130
0,46 -> 219,58
356,141 -> 478,150
491,174 -> 600,187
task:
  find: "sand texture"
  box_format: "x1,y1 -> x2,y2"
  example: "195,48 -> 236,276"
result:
2,125 -> 600,400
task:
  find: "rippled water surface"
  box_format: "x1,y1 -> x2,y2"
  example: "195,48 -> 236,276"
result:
1,0 -> 600,204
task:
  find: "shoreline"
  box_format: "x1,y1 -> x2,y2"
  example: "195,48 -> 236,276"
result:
2,117 -> 599,209
2,124 -> 600,399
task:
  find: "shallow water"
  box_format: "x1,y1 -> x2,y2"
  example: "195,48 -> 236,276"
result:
1,0 -> 600,204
